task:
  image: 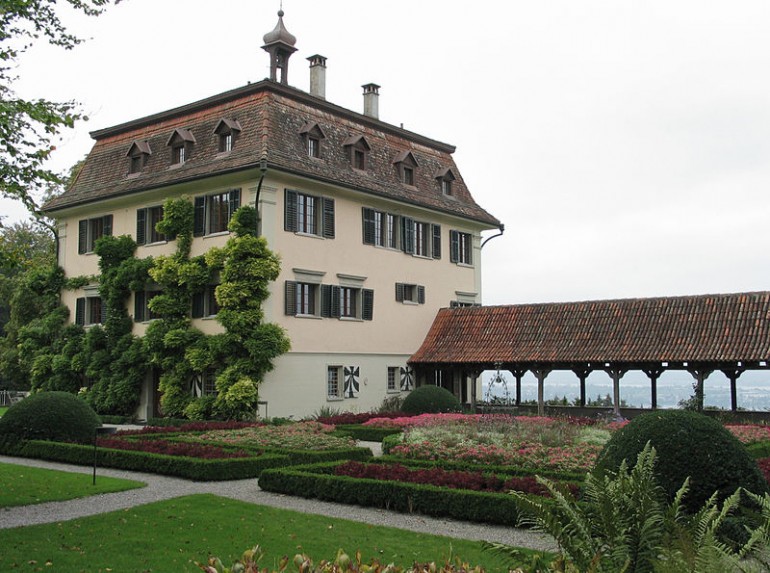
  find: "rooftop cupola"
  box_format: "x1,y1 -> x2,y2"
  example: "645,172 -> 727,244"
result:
262,9 -> 297,84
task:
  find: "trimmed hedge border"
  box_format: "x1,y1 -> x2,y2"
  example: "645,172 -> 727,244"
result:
100,415 -> 136,425
333,424 -> 402,442
746,441 -> 770,459
3,440 -> 289,480
258,461 -> 526,526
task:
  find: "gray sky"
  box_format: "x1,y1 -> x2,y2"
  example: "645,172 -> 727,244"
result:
5,0 -> 770,306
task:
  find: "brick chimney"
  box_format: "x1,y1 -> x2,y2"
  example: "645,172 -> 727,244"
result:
362,83 -> 380,119
307,55 -> 327,99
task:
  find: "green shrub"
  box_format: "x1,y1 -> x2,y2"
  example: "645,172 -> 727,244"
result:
381,432 -> 403,454
333,424 -> 402,442
0,391 -> 101,444
596,409 -> 768,511
183,396 -> 218,421
400,385 -> 461,415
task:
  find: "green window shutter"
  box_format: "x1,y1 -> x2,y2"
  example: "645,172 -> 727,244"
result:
362,207 -> 375,245
78,220 -> 88,254
136,209 -> 147,245
320,284 -> 332,317
191,292 -> 204,318
75,297 -> 85,326
284,189 -> 297,232
330,286 -> 340,318
284,281 -> 297,315
401,217 -> 415,254
103,215 -> 113,237
395,282 -> 404,302
193,196 -> 206,236
228,188 -> 241,219
417,286 -> 426,305
362,289 -> 374,321
432,224 -> 441,259
449,230 -> 459,263
134,291 -> 146,322
322,197 -> 335,239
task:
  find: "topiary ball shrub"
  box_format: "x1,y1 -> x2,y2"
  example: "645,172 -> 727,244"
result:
596,409 -> 768,512
400,385 -> 461,415
0,391 -> 102,444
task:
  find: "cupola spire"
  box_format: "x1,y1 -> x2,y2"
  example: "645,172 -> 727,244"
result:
262,8 -> 297,84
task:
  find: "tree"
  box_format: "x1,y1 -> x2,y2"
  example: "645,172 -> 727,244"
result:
0,0 -> 116,231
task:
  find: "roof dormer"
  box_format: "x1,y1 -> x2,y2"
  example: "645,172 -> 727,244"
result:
214,119 -> 242,153
299,121 -> 326,158
343,135 -> 371,170
126,140 -> 152,175
435,168 -> 456,196
166,128 -> 196,165
393,151 -> 418,186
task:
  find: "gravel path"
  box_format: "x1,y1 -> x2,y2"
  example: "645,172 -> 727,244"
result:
0,452 -> 555,552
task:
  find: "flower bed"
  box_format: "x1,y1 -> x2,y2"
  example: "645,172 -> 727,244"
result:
727,425 -> 770,444
316,411 -> 408,425
193,421 -> 356,450
97,437 -> 250,459
333,460 -> 580,497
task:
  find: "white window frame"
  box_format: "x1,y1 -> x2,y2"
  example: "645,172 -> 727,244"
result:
327,365 -> 343,400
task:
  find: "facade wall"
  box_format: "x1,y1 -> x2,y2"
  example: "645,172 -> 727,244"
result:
55,167 -> 487,419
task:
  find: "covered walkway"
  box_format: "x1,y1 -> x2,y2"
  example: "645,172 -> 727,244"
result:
409,292 -> 770,416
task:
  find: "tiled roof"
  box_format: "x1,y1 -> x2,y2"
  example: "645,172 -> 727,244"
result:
44,81 -> 501,229
410,292 -> 770,366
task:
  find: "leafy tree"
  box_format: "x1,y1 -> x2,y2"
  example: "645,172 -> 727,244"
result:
0,0 -> 116,229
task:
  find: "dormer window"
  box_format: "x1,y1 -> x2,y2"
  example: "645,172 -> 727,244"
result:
167,128 -> 196,166
299,121 -> 326,159
214,118 -> 242,153
126,141 -> 151,175
393,151 -> 418,186
435,168 -> 456,196
343,135 -> 370,171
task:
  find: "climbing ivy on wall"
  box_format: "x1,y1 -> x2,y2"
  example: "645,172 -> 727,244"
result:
1,197 -> 289,420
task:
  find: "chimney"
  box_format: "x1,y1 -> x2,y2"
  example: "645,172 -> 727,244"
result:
307,55 -> 327,99
362,83 -> 380,119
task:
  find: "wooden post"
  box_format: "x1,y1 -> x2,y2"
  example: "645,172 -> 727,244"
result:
533,367 -> 551,416
572,367 -> 592,407
642,366 -> 664,410
511,368 -> 527,406
687,365 -> 713,412
721,367 -> 744,413
605,366 -> 628,417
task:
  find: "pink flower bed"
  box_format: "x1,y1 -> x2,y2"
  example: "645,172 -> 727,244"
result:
363,413 -> 597,429
389,440 -> 601,473
727,425 -> 770,444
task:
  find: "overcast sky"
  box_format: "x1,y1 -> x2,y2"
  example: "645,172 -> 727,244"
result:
5,0 -> 770,306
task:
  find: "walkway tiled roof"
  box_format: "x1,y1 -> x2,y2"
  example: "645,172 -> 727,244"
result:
410,292 -> 770,366
44,80 -> 500,228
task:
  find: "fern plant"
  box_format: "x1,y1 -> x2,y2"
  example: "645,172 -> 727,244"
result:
485,443 -> 770,573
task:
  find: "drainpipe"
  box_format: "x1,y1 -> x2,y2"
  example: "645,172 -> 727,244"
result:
255,156 -> 268,236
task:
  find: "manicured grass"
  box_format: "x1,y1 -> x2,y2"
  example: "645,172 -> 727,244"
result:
0,462 -> 146,508
0,494 -> 521,572
0,406 -> 8,417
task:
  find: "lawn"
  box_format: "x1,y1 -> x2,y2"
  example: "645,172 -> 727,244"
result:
0,406 -> 8,417
0,462 -> 146,507
0,494 -> 517,573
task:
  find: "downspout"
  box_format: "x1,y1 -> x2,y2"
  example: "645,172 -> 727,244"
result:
255,156 -> 268,236
480,223 -> 504,249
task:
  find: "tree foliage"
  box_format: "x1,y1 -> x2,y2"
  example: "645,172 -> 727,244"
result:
0,0 -> 116,226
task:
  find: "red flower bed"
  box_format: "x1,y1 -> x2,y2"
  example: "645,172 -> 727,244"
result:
333,461 -> 579,498
115,421 -> 259,436
317,412 -> 410,425
757,458 -> 770,484
97,437 -> 252,459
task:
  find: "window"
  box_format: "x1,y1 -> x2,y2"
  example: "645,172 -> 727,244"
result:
401,217 -> 441,259
193,188 -> 241,236
387,366 -> 399,392
450,300 -> 481,308
284,189 -> 335,238
167,128 -> 195,166
192,285 -> 219,318
285,281 -> 373,321
393,150 -> 418,186
126,140 -> 151,175
327,366 -> 343,400
396,283 -> 425,304
134,290 -> 161,322
450,230 -> 473,265
362,208 -> 399,249
299,122 -> 326,159
436,168 -> 456,196
136,206 -> 166,245
75,296 -> 104,326
344,135 -> 370,171
403,166 -> 414,185
285,281 -> 318,316
191,370 -> 218,397
77,215 -> 113,254
214,118 -> 241,153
